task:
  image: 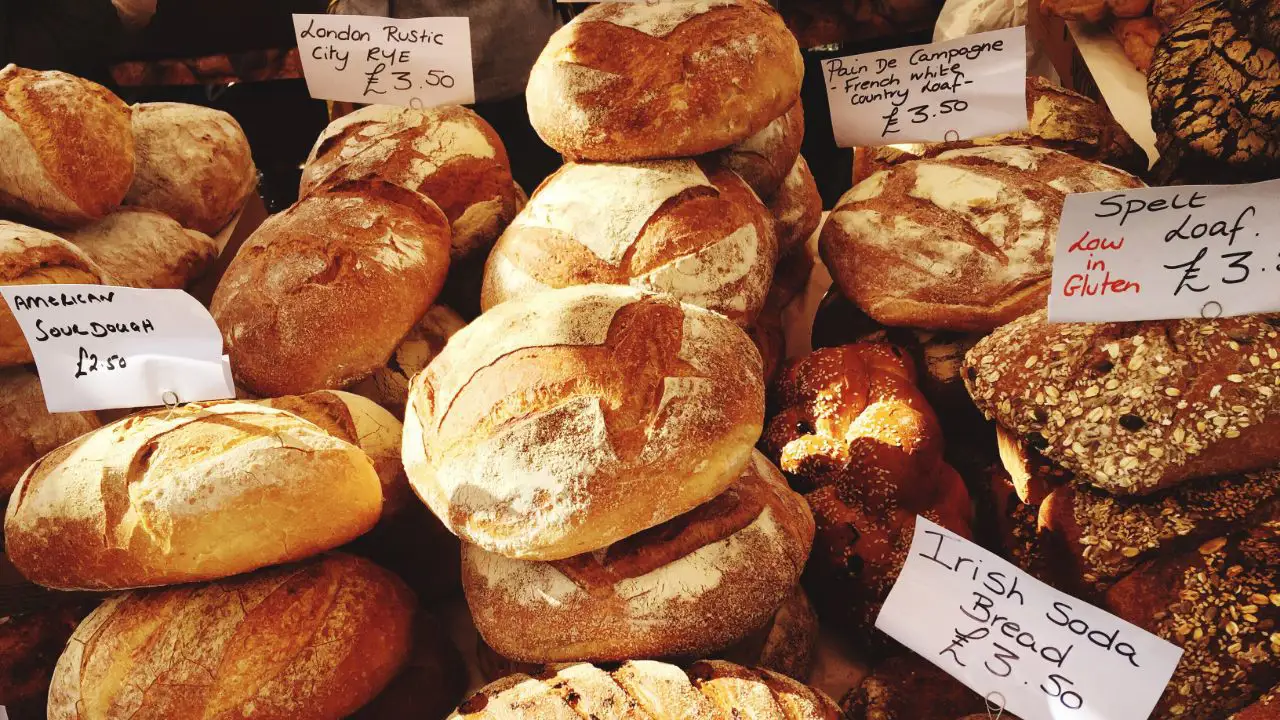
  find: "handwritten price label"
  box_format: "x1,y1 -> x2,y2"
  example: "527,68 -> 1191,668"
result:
1048,180 -> 1280,323
822,27 -> 1027,148
0,285 -> 234,413
293,15 -> 475,107
877,517 -> 1182,720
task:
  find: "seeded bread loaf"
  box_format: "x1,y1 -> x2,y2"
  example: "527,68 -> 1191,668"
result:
61,208 -> 217,289
964,310 -> 1280,495
717,101 -> 805,197
0,368 -> 99,504
349,305 -> 467,414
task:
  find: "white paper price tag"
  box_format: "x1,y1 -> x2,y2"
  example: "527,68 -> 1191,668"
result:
1048,180 -> 1280,323
822,27 -> 1027,148
293,14 -> 475,107
0,285 -> 235,413
877,517 -> 1183,720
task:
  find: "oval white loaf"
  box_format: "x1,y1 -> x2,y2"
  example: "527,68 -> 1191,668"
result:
2,401 -> 383,590
61,208 -> 217,289
403,285 -> 766,561
0,368 -> 99,503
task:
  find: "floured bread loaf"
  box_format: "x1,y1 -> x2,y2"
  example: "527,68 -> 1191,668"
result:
527,0 -> 803,161
403,285 -> 765,560
61,208 -> 217,289
0,368 -> 99,504
821,146 -> 1143,332
480,159 -> 778,327
48,553 -> 414,720
300,105 -> 520,262
463,451 -> 813,662
3,402 -> 383,590
769,154 -> 822,257
717,101 -> 805,197
350,305 -> 467,414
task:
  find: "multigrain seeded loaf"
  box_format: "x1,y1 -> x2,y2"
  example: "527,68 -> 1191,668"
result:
480,159 -> 778,327
61,208 -> 217,289
716,101 -> 805,197
821,146 -> 1144,332
0,368 -> 99,504
450,659 -> 845,719
964,310 -> 1280,495
526,0 -> 804,161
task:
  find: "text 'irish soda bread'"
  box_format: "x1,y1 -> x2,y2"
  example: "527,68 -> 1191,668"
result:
526,0 -> 803,161
3,402 -> 382,590
451,660 -> 844,719
480,159 -> 778,327
463,451 -> 813,663
48,553 -> 414,720
964,310 -> 1280,495
403,285 -> 765,560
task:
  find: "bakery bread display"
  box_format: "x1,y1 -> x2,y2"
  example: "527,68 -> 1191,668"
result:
769,155 -> 823,258
3,401 -> 382,590
527,0 -> 803,161
717,101 -> 805,198
450,659 -> 844,719
48,553 -> 415,720
0,65 -> 134,227
350,305 -> 466,414
211,179 -> 451,396
480,159 -> 779,327
0,368 -> 99,504
61,208 -> 217,289
822,146 -> 1144,332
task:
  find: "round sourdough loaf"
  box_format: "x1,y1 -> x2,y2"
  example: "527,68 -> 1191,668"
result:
350,305 -> 467,414
47,553 -> 414,720
463,451 -> 813,663
480,159 -> 778,327
0,221 -> 109,366
300,105 -> 520,263
0,65 -> 134,227
717,101 -> 805,197
61,208 -> 217,289
403,284 -> 765,561
526,0 -> 803,161
211,179 -> 451,397
0,368 -> 99,504
3,402 -> 383,590
768,154 -> 822,257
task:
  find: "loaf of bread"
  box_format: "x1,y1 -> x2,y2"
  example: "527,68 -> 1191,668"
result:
1113,16 -> 1164,72
61,208 -> 217,289
123,102 -> 256,235
300,104 -> 520,262
348,611 -> 467,720
403,284 -> 765,561
527,0 -> 803,161
463,451 -> 813,662
481,159 -> 778,327
717,101 -> 805,197
843,655 -> 991,720
0,65 -> 134,227
48,553 -> 415,720
964,310 -> 1280,495
1041,0 -> 1151,21
822,146 -> 1144,332
0,368 -> 99,504
211,179 -> 451,396
996,425 -> 1073,506
3,401 -> 382,590
769,154 -> 822,257
451,659 -> 844,719
350,305 -> 466,414
1,221 -> 110,366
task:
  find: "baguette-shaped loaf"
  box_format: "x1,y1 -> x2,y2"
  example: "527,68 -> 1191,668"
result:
61,208 -> 217,289
452,659 -> 844,719
3,402 -> 383,590
717,101 -> 805,197
965,310 -> 1280,495
0,368 -> 99,503
48,553 -> 415,720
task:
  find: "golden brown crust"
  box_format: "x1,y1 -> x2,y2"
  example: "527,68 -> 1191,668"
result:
0,367 -> 99,503
350,305 -> 467,414
842,655 -> 989,720
348,611 -> 468,720
717,101 -> 805,197
61,208 -> 217,289
1112,16 -> 1163,73
768,154 -> 822,258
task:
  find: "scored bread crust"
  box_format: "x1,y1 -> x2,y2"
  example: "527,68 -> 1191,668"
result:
47,553 -> 414,720
61,208 -> 217,289
820,146 -> 1144,332
403,285 -> 765,561
3,402 -> 383,590
462,451 -> 814,663
480,159 -> 778,327
526,0 -> 803,161
717,101 -> 805,197
0,368 -> 99,502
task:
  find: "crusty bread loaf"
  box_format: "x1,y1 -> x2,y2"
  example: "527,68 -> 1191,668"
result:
61,208 -> 217,289
1113,16 -> 1164,72
769,154 -> 822,257
350,305 -> 466,414
527,0 -> 804,161
964,310 -> 1280,495
822,146 -> 1143,332
451,659 -> 844,719
0,65 -> 134,227
996,425 -> 1071,506
403,284 -> 765,560
480,159 -> 778,327
300,104 -> 520,262
463,451 -> 813,663
3,401 -> 383,590
124,102 -> 256,235
349,611 -> 467,720
0,220 -> 110,366
211,179 -> 451,396
0,368 -> 99,503
717,101 -> 805,197
48,553 -> 415,720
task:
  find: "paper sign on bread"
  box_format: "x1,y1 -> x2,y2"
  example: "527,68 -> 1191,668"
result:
0,284 -> 234,413
876,517 -> 1183,720
823,27 -> 1028,148
1048,179 -> 1280,323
